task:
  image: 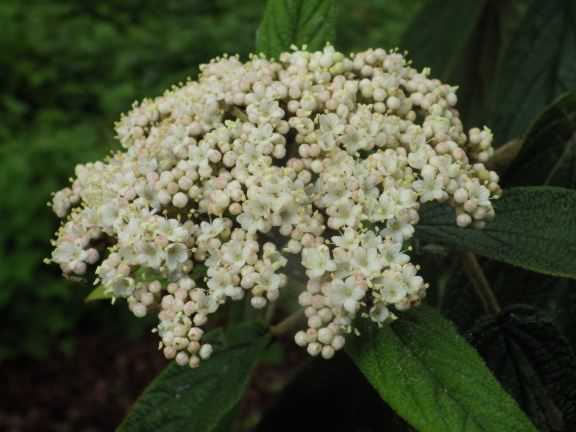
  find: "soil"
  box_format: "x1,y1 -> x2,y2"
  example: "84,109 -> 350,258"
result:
0,334 -> 167,432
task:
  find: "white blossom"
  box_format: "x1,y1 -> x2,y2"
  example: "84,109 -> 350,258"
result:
326,276 -> 366,313
48,46 -> 500,367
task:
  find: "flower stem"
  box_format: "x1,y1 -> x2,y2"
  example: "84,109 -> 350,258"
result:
270,310 -> 305,336
486,138 -> 522,172
264,300 -> 277,325
461,252 -> 501,316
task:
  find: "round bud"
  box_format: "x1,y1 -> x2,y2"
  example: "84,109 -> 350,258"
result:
321,345 -> 335,360
456,213 -> 472,228
294,331 -> 308,347
307,342 -> 321,357
175,351 -> 189,366
199,344 -> 213,360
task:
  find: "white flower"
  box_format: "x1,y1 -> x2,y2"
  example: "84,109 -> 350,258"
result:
272,193 -> 300,227
256,268 -> 286,293
412,176 -> 446,202
247,100 -> 284,125
349,247 -> 382,277
331,229 -> 359,249
327,198 -> 362,229
370,302 -> 391,323
326,276 -> 366,313
374,271 -> 408,304
49,45 -> 500,366
109,276 -> 135,297
99,203 -> 120,228
302,246 -> 336,279
157,219 -> 188,242
52,241 -> 87,267
198,218 -> 226,243
220,239 -> 249,270
138,241 -> 164,268
165,243 -> 188,270
380,238 -> 410,266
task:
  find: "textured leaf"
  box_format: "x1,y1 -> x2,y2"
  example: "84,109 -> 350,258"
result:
402,0 -> 488,81
506,92 -> 576,188
118,322 -> 270,432
416,187 -> 576,279
401,0 -> 523,125
348,305 -> 536,432
470,305 -> 576,431
84,285 -> 112,302
490,0 -> 576,143
256,0 -> 335,58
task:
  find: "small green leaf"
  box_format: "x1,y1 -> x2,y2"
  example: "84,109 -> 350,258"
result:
416,187 -> 576,279
84,285 -> 112,302
489,0 -> 576,143
506,92 -> 576,188
134,267 -> 162,283
256,0 -> 336,58
118,321 -> 270,432
348,305 -> 537,432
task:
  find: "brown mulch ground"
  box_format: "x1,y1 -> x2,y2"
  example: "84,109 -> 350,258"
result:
0,334 -> 167,432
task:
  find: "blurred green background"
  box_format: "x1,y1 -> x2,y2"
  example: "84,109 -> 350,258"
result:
0,0 -> 425,360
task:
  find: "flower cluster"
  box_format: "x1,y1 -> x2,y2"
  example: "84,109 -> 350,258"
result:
49,46 -> 500,366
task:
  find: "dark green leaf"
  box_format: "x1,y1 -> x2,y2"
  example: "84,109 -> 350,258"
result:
416,187 -> 576,279
84,285 -> 112,302
337,0 -> 427,51
402,0 -> 517,125
348,305 -> 536,432
402,0 -> 488,81
506,92 -> 576,188
256,0 -> 336,58
490,0 -> 576,143
471,305 -> 576,431
118,321 -> 270,432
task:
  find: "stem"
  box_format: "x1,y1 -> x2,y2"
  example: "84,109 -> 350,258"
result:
264,300 -> 277,325
486,138 -> 523,172
270,310 -> 305,336
461,252 -> 501,316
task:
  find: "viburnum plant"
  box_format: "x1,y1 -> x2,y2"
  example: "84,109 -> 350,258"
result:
48,1 -> 576,431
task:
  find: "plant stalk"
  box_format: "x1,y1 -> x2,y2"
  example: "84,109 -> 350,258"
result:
486,137 -> 523,172
461,252 -> 501,316
270,310 -> 305,336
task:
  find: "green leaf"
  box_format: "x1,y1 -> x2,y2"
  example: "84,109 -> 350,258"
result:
471,305 -> 576,431
118,321 -> 270,432
402,0 -> 488,81
337,0 -> 427,51
416,187 -> 576,279
490,0 -> 576,143
506,92 -> 576,188
348,305 -> 537,432
256,0 -> 336,58
402,0 -> 531,126
84,285 -> 112,302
